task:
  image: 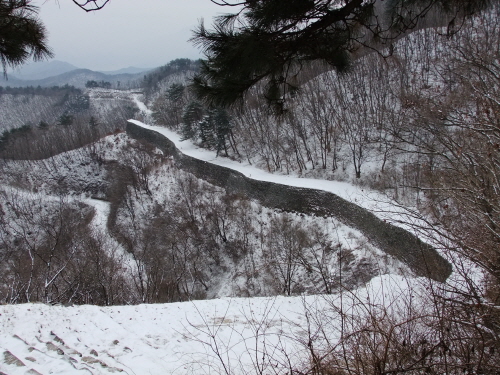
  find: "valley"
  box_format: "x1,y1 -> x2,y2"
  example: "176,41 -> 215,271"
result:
0,4 -> 499,373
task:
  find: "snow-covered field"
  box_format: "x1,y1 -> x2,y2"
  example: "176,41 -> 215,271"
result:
0,274 -> 419,375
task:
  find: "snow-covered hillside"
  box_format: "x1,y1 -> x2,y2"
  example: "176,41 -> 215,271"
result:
0,274 -> 420,375
0,122 -> 460,374
2,5 -> 499,373
0,129 -> 412,305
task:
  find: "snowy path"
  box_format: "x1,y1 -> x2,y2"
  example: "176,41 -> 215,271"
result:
126,89 -> 443,255
82,197 -> 136,270
1,188 -> 134,272
0,101 -> 462,374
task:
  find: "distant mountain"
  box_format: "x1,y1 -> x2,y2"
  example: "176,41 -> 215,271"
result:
9,60 -> 79,81
0,68 -> 152,89
0,75 -> 26,87
98,66 -> 152,75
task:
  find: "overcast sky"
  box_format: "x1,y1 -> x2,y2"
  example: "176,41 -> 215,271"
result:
32,0 -> 228,71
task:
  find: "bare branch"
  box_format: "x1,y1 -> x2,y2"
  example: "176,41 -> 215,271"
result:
71,0 -> 110,12
209,0 -> 245,6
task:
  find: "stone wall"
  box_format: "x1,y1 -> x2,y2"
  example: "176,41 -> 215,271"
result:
127,121 -> 452,282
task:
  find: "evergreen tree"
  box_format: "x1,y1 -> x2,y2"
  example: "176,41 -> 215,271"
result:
0,129 -> 9,143
191,0 -> 491,111
198,113 -> 215,148
85,80 -> 99,88
89,116 -> 98,128
166,83 -> 185,103
0,0 -> 53,75
38,120 -> 49,130
58,112 -> 74,126
212,108 -> 232,156
166,83 -> 186,125
18,123 -> 32,134
181,100 -> 204,141
196,107 -> 233,155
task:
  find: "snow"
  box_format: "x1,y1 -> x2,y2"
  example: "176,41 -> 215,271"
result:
0,185 -> 136,271
127,117 -> 478,287
0,104 -> 466,374
0,274 -> 420,375
1,17 -> 492,371
131,93 -> 153,124
127,120 -> 436,241
83,197 -> 137,269
129,121 -> 383,203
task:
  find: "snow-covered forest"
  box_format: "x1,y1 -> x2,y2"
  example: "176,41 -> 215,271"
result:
0,4 -> 499,374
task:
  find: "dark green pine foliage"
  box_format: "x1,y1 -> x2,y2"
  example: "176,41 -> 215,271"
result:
212,108 -> 232,157
58,112 -> 74,126
166,83 -> 185,103
0,129 -> 9,150
198,114 -> 215,149
191,0 -> 492,112
181,100 -> 204,141
0,129 -> 9,141
0,0 -> 53,75
166,83 -> 186,125
18,123 -> 31,133
85,80 -> 99,88
190,0 -> 372,111
0,123 -> 32,150
89,116 -> 98,128
85,80 -> 111,89
198,108 -> 233,156
38,120 -> 49,130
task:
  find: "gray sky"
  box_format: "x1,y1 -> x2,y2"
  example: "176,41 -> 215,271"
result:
33,0 -> 227,71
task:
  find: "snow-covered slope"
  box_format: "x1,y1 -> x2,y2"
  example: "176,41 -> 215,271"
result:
0,274 -> 418,375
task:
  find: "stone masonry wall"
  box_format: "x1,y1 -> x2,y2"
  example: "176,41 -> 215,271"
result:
127,121 -> 452,282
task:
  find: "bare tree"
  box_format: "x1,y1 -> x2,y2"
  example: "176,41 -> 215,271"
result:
265,217 -> 310,296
